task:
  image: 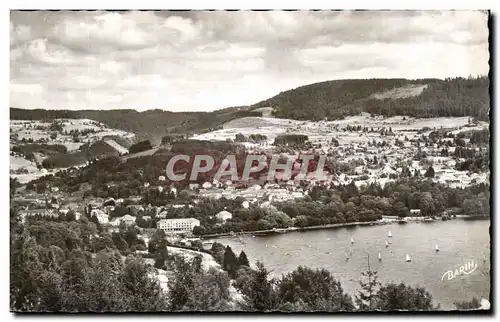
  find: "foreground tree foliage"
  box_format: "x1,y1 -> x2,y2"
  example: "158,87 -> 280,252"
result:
12,207 -> 445,312
374,283 -> 436,311
274,266 -> 354,312
167,255 -> 233,311
454,297 -> 481,310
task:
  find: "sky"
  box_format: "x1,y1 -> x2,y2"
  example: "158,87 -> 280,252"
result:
10,10 -> 490,112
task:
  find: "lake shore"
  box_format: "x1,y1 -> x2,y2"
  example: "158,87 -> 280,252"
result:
200,215 -> 489,240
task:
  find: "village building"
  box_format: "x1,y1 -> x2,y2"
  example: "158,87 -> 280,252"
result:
121,214 -> 136,226
157,218 -> 200,234
215,210 -> 232,223
91,209 -> 109,224
109,217 -> 121,227
157,210 -> 168,219
19,208 -> 58,223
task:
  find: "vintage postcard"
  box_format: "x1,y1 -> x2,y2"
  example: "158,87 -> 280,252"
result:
10,10 -> 491,313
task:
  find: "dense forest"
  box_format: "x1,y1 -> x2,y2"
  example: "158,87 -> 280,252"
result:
10,107 -> 262,136
251,76 -> 490,121
40,140 -> 120,169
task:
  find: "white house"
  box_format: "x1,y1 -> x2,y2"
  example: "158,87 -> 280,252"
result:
157,218 -> 200,234
410,209 -> 421,215
19,209 -> 58,223
91,209 -> 109,224
109,217 -> 121,227
215,210 -> 232,223
121,214 -> 136,226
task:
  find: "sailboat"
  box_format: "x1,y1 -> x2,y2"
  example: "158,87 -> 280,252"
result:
351,237 -> 354,244
406,254 -> 412,262
385,241 -> 389,247
435,244 -> 439,252
388,231 -> 392,238
378,253 -> 382,261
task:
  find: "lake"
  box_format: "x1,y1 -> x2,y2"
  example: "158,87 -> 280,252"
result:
216,219 -> 491,310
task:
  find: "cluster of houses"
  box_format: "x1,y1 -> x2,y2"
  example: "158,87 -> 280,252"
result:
198,182 -> 305,202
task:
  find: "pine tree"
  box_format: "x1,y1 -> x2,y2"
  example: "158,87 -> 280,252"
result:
238,251 -> 250,267
424,166 -> 435,178
249,261 -> 275,311
154,254 -> 165,269
223,246 -> 239,277
90,214 -> 102,232
355,255 -> 381,311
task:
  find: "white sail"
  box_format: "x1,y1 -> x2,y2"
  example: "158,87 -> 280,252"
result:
385,241 -> 389,247
378,253 -> 382,260
435,244 -> 439,251
406,254 -> 411,262
388,231 -> 392,237
351,237 -> 354,244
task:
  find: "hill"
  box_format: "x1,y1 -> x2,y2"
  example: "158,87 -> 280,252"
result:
10,77 -> 489,139
10,107 -> 261,137
250,76 -> 490,121
40,140 -> 121,169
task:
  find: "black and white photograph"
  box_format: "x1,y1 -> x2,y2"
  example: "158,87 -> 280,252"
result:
9,9 -> 491,313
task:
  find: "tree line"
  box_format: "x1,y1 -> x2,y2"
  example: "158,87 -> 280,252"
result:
252,77 -> 489,121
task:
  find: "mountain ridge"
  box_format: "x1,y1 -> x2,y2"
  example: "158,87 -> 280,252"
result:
11,76 -> 490,137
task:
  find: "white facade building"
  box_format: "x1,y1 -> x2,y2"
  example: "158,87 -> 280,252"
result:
215,210 -> 232,222
121,214 -> 136,226
109,218 -> 121,227
91,209 -> 109,224
157,218 -> 200,234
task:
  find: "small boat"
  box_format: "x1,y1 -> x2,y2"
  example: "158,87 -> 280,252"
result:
389,240 -> 392,244
385,241 -> 389,247
351,237 -> 354,244
435,244 -> 439,252
378,253 -> 382,261
388,231 -> 392,238
406,254 -> 411,262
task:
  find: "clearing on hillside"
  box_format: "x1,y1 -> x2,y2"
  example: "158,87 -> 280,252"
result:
370,84 -> 428,99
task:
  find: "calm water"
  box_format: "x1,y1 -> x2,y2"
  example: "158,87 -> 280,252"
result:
216,219 -> 491,310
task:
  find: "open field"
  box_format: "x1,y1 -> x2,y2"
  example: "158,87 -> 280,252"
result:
371,84 -> 429,99
10,119 -> 136,179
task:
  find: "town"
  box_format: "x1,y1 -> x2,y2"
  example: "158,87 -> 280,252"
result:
10,9 -> 490,313
11,110 -> 490,243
